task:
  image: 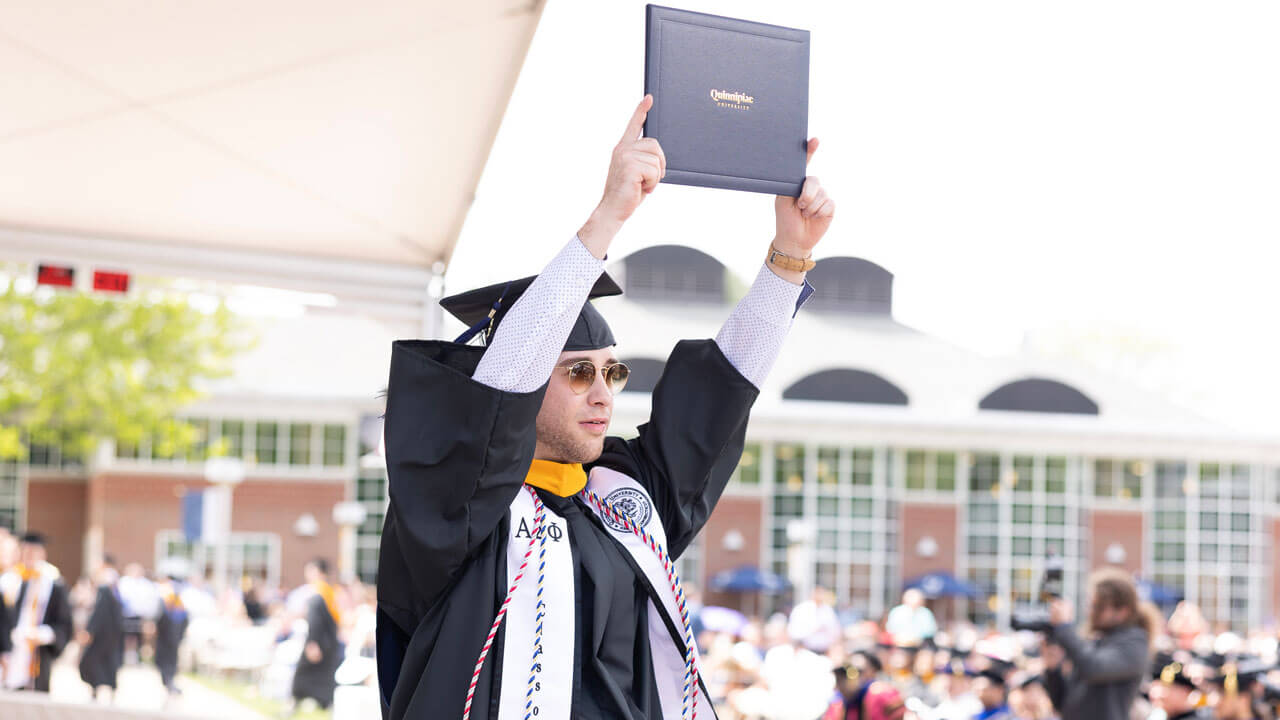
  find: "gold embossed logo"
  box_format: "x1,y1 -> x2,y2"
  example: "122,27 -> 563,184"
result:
710,88 -> 754,111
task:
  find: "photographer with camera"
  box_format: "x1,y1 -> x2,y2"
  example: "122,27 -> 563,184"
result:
1041,568 -> 1161,720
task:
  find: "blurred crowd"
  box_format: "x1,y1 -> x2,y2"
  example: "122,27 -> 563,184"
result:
7,522 -> 1280,720
0,526 -> 378,716
692,581 -> 1280,720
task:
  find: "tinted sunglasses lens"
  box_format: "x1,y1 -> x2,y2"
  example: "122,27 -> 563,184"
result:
567,361 -> 596,394
606,363 -> 630,394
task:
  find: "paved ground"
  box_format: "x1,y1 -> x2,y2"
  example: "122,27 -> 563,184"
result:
47,650 -> 269,720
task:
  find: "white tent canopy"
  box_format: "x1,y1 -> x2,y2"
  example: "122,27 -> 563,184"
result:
0,0 -> 546,325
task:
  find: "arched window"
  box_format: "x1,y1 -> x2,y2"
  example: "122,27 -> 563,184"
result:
805,257 -> 893,315
978,378 -> 1099,415
782,368 -> 909,405
619,245 -> 726,304
619,357 -> 666,394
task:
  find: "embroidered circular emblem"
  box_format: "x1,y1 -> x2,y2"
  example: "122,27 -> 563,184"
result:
601,487 -> 653,533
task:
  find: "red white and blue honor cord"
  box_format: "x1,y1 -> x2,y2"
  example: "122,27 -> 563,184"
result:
582,488 -> 700,720
464,485 -> 546,720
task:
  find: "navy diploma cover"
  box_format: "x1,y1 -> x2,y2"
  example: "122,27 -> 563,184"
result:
644,4 -> 810,197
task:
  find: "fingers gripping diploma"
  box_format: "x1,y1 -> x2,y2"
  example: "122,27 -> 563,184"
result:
579,95 -> 667,258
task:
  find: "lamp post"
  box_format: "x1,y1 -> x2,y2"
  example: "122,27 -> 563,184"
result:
203,457 -> 245,596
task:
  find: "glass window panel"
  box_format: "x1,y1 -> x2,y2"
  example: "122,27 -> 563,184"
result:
1199,544 -> 1218,562
968,535 -> 998,555
851,449 -> 873,486
1230,513 -> 1249,532
1200,512 -> 1218,531
1012,536 -> 1033,556
1231,545 -> 1249,564
1045,506 -> 1066,525
116,438 -> 140,459
256,422 -> 278,464
970,453 -> 999,493
290,423 -> 312,465
1199,463 -> 1220,498
851,532 -> 872,551
1012,456 -> 1034,494
323,424 -> 346,467
817,447 -> 840,486
773,496 -> 803,517
968,501 -> 998,525
1122,461 -> 1144,499
1155,461 -> 1187,498
1094,460 -> 1115,497
1230,465 -> 1250,499
905,451 -> 926,490
1046,457 -> 1067,494
817,529 -> 839,550
936,453 -> 956,491
188,418 -> 210,460
1013,504 -> 1034,525
775,444 -> 806,491
1156,511 -> 1185,530
851,498 -> 873,518
220,420 -> 244,458
736,443 -> 761,485
817,497 -> 840,517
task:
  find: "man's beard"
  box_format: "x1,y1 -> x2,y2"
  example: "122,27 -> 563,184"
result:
536,415 -> 605,464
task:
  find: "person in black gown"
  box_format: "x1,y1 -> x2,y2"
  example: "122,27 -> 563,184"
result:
77,555 -> 126,701
291,558 -> 342,711
375,95 -> 835,719
152,573 -> 188,696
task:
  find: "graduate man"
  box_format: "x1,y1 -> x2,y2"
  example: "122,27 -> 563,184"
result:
377,95 -> 835,719
77,555 -> 126,701
3,532 -> 72,692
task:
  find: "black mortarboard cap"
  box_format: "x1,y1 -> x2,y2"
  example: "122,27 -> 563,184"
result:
1152,653 -> 1197,690
441,273 -> 622,351
1210,658 -> 1274,694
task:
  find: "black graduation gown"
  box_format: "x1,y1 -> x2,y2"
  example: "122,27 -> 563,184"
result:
0,591 -> 11,654
292,593 -> 342,707
79,584 -> 126,689
13,577 -> 72,692
377,338 -> 757,719
154,601 -> 188,690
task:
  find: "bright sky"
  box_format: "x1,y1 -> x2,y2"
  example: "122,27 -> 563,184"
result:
450,0 -> 1280,433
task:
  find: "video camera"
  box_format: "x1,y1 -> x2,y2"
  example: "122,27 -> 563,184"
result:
1010,554 -> 1065,633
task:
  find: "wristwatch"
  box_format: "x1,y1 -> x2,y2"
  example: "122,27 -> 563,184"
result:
766,245 -> 816,273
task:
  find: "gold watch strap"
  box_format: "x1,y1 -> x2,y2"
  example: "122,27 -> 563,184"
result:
767,245 -> 816,272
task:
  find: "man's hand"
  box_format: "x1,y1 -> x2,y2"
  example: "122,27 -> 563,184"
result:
579,95 -> 666,259
305,641 -> 322,663
770,138 -> 835,283
774,138 -> 834,254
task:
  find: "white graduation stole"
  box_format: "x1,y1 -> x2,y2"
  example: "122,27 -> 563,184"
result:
495,469 -> 713,719
498,488 -> 575,720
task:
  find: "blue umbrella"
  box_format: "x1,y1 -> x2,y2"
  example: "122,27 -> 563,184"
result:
903,571 -> 981,599
709,565 -> 791,594
1137,578 -> 1183,606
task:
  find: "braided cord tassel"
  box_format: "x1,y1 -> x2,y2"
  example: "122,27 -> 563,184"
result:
463,485 -> 546,720
581,489 -> 699,720
524,503 -> 549,720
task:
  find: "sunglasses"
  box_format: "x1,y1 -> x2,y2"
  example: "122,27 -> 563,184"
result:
554,360 -> 630,395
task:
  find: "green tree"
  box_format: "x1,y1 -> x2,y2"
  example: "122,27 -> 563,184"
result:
0,274 -> 252,461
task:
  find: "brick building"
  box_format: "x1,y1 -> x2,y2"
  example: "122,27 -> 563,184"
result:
5,245 -> 1279,626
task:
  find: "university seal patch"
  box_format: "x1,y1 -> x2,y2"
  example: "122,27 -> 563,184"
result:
601,487 -> 653,533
